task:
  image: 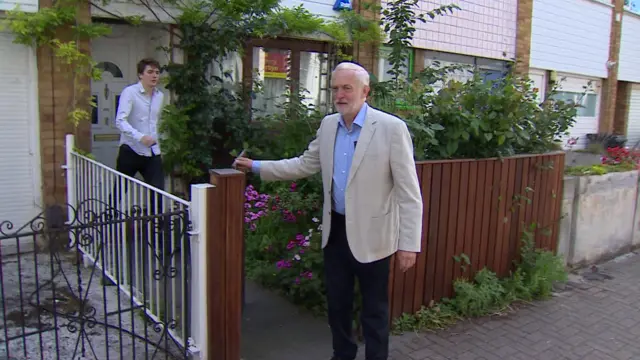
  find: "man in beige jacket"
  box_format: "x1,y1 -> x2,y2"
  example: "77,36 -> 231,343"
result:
234,62 -> 423,360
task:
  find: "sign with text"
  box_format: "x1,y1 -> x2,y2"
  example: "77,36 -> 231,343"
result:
264,51 -> 289,79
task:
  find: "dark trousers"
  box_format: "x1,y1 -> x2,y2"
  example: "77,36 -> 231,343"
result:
324,211 -> 391,360
114,144 -> 171,279
115,144 -> 165,191
114,144 -> 165,212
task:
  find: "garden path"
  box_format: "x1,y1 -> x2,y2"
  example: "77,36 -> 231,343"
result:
241,251 -> 640,360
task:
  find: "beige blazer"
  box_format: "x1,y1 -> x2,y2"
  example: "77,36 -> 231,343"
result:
258,105 -> 423,263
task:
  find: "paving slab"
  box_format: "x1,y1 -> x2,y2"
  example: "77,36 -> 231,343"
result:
242,252 -> 640,360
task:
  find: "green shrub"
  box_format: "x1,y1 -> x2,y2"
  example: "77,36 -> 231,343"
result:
393,226 -> 568,333
368,68 -> 580,160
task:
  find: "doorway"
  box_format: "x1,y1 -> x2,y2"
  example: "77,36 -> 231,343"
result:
91,65 -> 128,169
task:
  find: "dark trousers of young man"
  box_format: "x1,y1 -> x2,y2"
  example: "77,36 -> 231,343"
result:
323,211 -> 391,360
114,144 -> 170,273
115,144 -> 165,192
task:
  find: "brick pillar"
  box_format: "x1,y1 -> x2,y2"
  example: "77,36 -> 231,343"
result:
613,81 -> 631,135
598,0 -> 624,134
38,0 -> 92,206
352,0 -> 380,76
514,0 -> 533,75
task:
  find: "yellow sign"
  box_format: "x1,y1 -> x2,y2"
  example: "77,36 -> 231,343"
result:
264,52 -> 288,79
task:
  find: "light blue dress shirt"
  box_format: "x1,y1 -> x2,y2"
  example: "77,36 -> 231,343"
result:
252,103 -> 369,215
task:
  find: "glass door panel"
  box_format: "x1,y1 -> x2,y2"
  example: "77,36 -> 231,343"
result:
252,47 -> 291,116
300,51 -> 331,115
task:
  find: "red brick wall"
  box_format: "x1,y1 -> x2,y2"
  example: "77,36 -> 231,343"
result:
613,81 -> 630,135
352,0 -> 380,76
598,0 -> 624,133
514,0 -> 533,75
37,0 -> 91,206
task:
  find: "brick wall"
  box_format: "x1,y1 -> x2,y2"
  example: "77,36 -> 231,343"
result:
613,81 -> 630,135
38,0 -> 92,206
599,0 -> 624,133
352,0 -> 379,76
514,0 -> 533,75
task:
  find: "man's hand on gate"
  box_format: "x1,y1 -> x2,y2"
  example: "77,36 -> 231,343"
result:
141,135 -> 156,147
397,251 -> 417,272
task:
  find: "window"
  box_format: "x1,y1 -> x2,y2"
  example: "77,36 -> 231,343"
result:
300,51 -> 331,113
251,47 -> 292,116
91,95 -> 98,124
551,91 -> 598,117
625,0 -> 639,15
242,38 -> 335,117
96,61 -> 124,78
377,46 -> 412,82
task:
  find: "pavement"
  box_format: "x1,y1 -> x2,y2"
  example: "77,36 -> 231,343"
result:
241,251 -> 640,360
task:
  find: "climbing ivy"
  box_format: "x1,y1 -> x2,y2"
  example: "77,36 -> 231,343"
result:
2,1 -> 111,126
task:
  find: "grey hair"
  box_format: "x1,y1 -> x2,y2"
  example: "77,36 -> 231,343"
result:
332,62 -> 370,87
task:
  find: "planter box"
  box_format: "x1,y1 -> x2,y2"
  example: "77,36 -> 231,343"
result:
558,170 -> 640,267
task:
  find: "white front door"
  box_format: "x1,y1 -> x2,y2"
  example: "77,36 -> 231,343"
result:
91,33 -> 133,169
91,74 -> 129,169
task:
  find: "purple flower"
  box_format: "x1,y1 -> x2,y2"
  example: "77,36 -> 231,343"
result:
276,260 -> 292,269
286,241 -> 296,250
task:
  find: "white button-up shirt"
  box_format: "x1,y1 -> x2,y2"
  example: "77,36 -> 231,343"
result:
115,82 -> 165,157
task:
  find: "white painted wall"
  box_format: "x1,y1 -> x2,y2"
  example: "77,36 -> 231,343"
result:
0,0 -> 37,12
0,31 -> 42,227
619,11 -> 640,83
401,0 -> 517,61
530,0 -> 612,79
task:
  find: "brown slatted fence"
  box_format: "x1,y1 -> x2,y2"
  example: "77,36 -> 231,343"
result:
388,152 -> 565,319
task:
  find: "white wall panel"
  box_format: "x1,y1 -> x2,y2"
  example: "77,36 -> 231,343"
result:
530,0 -> 611,78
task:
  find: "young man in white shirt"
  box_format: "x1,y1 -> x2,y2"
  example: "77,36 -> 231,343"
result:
115,58 -> 165,191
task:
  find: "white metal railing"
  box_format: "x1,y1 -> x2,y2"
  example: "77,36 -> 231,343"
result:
63,134 -> 208,358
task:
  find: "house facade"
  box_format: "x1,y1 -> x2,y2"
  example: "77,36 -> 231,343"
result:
526,0 -> 640,149
1,0 -> 639,228
0,0 -> 41,229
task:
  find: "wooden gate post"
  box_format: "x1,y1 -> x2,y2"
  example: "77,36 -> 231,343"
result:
207,169 -> 246,360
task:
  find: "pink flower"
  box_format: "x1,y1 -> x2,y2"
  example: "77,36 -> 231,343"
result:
286,241 -> 296,250
276,260 -> 292,269
290,182 -> 297,192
